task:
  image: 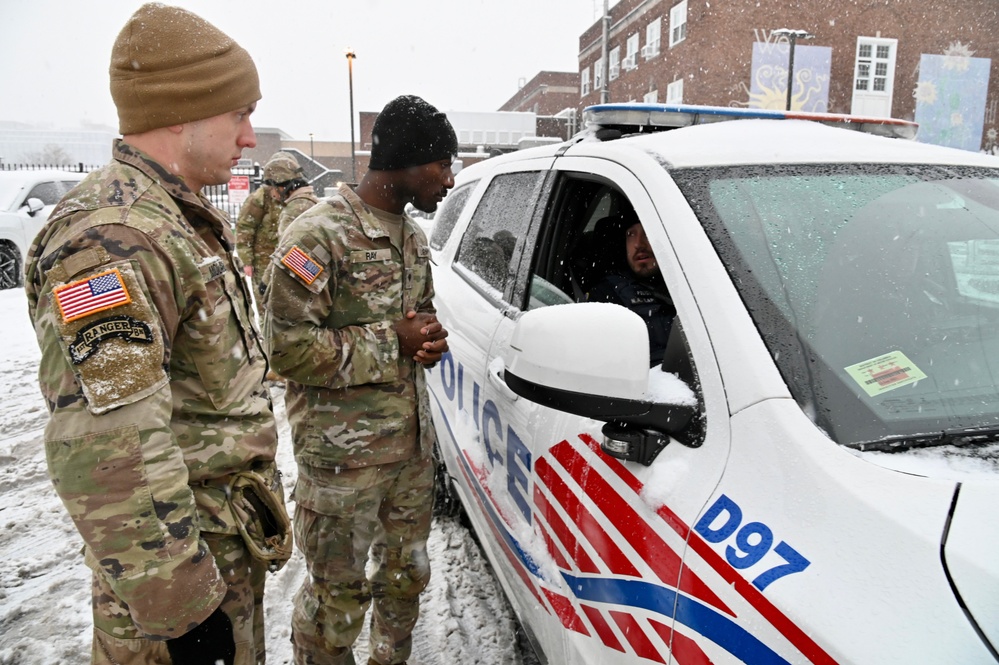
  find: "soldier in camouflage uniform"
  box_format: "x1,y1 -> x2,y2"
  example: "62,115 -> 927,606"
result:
24,5 -> 286,665
265,95 -> 457,665
277,180 -> 320,236
237,151 -> 306,317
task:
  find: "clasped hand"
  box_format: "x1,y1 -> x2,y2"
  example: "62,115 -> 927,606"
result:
394,311 -> 449,366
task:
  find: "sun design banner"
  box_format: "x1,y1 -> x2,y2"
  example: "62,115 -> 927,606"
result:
914,44 -> 992,152
747,41 -> 831,112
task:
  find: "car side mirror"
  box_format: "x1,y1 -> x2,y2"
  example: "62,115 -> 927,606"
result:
503,302 -> 699,465
23,197 -> 44,217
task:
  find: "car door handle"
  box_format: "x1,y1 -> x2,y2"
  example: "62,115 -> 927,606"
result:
488,359 -> 520,402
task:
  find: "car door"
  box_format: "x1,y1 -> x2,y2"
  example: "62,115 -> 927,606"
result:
425,156 -> 560,638
483,152 -> 733,664
19,179 -> 65,253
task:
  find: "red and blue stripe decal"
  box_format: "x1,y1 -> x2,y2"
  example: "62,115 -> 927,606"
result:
429,386 -> 837,664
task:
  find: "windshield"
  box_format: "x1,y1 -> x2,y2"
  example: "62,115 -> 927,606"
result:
673,163 -> 999,449
0,178 -> 28,211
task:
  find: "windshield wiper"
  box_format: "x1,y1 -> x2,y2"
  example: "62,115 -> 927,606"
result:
848,425 -> 999,453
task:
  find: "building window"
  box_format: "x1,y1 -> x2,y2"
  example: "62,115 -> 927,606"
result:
667,78 -> 684,103
670,0 -> 687,47
594,60 -> 604,90
854,38 -> 894,94
581,67 -> 591,96
609,46 -> 621,81
644,89 -> 659,103
643,18 -> 661,59
624,34 -> 640,70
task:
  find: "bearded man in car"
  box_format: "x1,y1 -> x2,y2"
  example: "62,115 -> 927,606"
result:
588,210 -> 677,366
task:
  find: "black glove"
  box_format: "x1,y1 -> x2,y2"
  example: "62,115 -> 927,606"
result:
165,607 -> 236,665
258,281 -> 267,297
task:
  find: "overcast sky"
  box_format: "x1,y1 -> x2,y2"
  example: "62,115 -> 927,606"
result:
1,0 -> 607,142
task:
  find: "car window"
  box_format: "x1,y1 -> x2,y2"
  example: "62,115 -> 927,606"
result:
521,170 -> 704,440
24,181 -> 62,206
430,181 -> 476,251
58,180 -> 81,197
455,171 -> 546,296
525,175 -> 636,307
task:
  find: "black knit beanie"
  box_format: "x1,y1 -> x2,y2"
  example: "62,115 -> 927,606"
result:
368,95 -> 458,171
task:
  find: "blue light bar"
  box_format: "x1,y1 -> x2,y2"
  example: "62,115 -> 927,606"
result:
582,103 -> 918,140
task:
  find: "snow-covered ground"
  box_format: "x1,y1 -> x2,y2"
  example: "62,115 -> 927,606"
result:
0,287 -> 529,664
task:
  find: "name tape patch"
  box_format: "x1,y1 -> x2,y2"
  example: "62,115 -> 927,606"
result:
350,249 -> 393,263
54,268 -> 131,323
282,246 -> 324,285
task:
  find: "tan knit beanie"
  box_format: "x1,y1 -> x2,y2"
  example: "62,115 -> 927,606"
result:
109,3 -> 261,134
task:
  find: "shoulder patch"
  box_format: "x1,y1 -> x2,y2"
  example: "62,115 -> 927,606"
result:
54,268 -> 131,323
51,260 -> 168,415
68,315 -> 154,364
281,246 -> 324,285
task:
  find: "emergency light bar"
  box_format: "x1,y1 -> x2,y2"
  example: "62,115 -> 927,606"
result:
583,103 -> 919,140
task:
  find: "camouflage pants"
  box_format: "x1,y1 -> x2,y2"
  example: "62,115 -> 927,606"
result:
291,455 -> 435,665
91,532 -> 268,665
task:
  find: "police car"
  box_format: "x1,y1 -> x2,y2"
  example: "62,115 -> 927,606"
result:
424,103 -> 999,664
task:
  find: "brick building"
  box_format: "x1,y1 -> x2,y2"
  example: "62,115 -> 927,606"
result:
499,71 -> 580,116
575,0 -> 999,152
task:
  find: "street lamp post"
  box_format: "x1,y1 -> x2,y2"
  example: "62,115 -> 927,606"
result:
772,28 -> 815,111
345,48 -> 357,183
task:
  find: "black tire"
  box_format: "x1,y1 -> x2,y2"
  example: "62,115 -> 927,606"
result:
0,243 -> 22,289
431,445 -> 464,519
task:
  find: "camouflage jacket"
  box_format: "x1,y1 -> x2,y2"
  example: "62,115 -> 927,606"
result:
277,185 -> 319,236
236,185 -> 285,274
265,183 -> 436,470
24,139 -> 279,638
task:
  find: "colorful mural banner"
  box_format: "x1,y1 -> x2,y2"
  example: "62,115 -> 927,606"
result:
748,42 -> 831,112
914,53 -> 992,152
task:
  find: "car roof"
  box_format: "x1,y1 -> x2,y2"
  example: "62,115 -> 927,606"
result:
569,118 -> 999,169
455,104 -> 999,182
0,169 -> 86,182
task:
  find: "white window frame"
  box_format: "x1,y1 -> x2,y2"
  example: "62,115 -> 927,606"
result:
850,36 -> 897,117
669,0 -> 688,47
623,34 -> 640,70
643,19 -> 661,59
581,67 -> 591,96
643,89 -> 659,103
594,60 -> 604,90
609,46 -> 621,80
666,78 -> 684,103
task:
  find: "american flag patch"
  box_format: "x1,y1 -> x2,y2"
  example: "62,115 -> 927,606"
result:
282,246 -> 323,284
54,268 -> 132,323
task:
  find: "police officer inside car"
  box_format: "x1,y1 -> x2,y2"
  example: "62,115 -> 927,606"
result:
587,210 -> 676,365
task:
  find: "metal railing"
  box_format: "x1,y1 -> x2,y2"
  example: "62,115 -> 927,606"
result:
1,162 -> 258,224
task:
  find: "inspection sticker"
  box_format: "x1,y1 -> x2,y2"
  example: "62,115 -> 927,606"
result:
845,351 -> 927,397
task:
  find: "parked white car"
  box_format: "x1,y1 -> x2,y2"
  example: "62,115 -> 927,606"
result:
0,169 -> 86,288
425,104 -> 999,664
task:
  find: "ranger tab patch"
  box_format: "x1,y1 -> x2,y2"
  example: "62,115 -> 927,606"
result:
68,314 -> 154,364
282,246 -> 323,285
54,268 -> 131,323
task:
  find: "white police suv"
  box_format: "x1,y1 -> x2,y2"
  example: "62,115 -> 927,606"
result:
424,103 -> 999,664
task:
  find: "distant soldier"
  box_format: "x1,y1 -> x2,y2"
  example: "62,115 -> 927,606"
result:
277,179 -> 319,236
237,150 -> 306,315
265,95 -> 455,665
24,4 -> 288,664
